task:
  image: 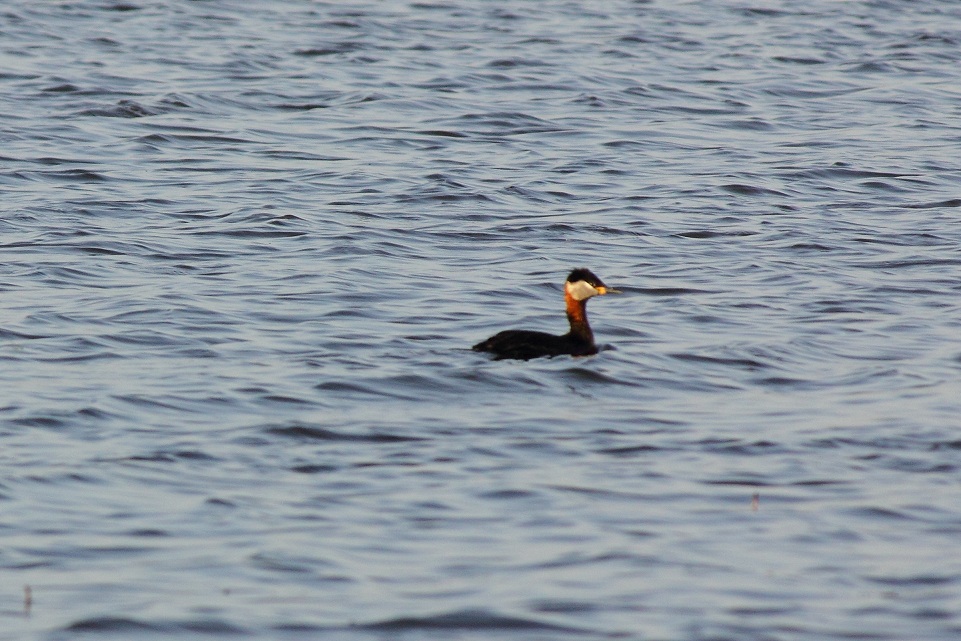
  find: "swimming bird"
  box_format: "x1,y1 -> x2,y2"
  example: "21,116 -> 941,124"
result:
472,268 -> 618,360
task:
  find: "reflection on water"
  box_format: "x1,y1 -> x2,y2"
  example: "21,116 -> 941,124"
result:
3,1 -> 961,639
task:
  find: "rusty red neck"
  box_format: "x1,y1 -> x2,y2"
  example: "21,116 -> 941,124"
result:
565,289 -> 594,344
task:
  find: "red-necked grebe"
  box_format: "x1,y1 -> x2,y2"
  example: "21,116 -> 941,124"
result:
472,268 -> 618,360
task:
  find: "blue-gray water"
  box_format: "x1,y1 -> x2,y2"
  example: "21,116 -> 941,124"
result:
3,1 -> 961,639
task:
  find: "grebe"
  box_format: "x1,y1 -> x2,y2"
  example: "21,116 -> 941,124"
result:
472,268 -> 618,360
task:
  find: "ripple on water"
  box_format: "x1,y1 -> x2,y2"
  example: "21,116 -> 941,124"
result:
4,1 -> 961,640
359,609 -> 586,634
265,423 -> 423,444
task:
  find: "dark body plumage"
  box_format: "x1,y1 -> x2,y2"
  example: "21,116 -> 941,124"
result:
472,268 -> 614,361
472,329 -> 596,360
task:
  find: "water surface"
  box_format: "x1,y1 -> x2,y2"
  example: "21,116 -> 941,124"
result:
3,1 -> 961,639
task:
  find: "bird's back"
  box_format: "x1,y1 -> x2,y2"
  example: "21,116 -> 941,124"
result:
472,329 -> 596,360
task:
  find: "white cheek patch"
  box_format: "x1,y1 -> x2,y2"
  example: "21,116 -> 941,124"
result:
566,280 -> 598,301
